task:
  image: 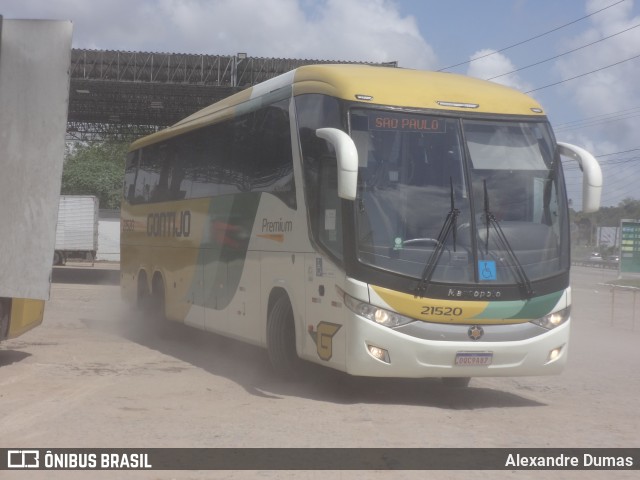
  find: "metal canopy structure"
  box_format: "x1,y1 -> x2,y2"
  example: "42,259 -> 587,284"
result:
68,49 -> 397,141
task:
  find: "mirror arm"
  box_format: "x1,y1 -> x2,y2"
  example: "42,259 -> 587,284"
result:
316,128 -> 359,200
557,142 -> 602,213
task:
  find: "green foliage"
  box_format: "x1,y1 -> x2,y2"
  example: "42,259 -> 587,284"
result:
571,197 -> 640,247
573,198 -> 640,227
61,141 -> 130,210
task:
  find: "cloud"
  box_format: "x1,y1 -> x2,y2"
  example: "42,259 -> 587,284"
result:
551,0 -> 640,208
555,0 -> 640,151
303,0 -> 436,68
465,49 -> 532,92
2,0 -> 437,68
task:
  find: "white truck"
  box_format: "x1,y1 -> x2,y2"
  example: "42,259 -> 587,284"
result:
54,195 -> 100,265
0,18 -> 73,341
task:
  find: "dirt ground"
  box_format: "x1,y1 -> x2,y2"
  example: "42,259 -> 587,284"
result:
0,264 -> 638,479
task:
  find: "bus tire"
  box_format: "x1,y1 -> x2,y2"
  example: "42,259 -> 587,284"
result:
441,377 -> 471,388
136,272 -> 151,316
147,274 -> 173,336
151,274 -> 168,323
267,294 -> 300,378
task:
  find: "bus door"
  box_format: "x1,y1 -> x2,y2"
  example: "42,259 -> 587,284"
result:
304,254 -> 347,369
303,156 -> 347,369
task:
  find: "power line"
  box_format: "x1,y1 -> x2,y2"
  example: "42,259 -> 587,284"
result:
596,148 -> 640,158
437,0 -> 628,71
486,23 -> 640,81
554,106 -> 640,132
555,106 -> 640,128
563,156 -> 640,205
562,154 -> 640,171
561,150 -> 640,165
555,113 -> 640,133
525,52 -> 640,93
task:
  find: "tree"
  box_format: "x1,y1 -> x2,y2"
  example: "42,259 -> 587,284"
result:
61,140 -> 129,210
571,197 -> 640,253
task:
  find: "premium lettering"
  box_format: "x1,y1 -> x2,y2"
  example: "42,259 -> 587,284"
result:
262,217 -> 292,233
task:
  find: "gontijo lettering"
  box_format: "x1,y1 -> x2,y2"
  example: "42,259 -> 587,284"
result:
147,211 -> 191,237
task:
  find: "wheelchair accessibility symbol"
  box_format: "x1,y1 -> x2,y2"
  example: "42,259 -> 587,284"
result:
479,260 -> 497,280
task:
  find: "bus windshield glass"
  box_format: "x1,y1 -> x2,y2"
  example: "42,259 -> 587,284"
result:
351,109 -> 568,285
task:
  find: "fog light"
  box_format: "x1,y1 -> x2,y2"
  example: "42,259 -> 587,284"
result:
546,345 -> 565,364
367,344 -> 390,364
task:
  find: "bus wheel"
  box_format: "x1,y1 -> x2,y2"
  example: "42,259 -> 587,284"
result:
267,294 -> 300,378
53,251 -> 63,266
441,377 -> 471,388
151,275 -> 168,323
136,273 -> 151,315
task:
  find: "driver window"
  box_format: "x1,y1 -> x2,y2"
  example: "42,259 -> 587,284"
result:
296,94 -> 344,262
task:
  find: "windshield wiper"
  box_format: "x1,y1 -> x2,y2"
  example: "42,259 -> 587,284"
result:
415,178 -> 459,298
482,180 -> 534,299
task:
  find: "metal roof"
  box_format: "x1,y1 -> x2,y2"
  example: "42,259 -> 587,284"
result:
67,49 -> 395,141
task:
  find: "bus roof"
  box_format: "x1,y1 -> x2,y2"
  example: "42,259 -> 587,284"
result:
130,64 -> 546,150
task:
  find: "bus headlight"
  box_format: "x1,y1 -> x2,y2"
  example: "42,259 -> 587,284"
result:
531,306 -> 571,330
342,292 -> 414,328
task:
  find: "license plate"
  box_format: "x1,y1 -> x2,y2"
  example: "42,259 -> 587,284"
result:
455,352 -> 493,366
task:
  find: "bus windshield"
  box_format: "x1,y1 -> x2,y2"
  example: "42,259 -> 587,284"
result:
351,109 -> 568,286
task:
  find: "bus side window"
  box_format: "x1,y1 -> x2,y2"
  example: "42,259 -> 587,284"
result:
124,151 -> 139,203
151,146 -> 170,202
166,156 -> 186,201
134,146 -> 161,203
252,101 -> 296,208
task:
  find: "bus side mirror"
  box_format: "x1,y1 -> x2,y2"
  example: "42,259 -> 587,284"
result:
557,142 -> 602,213
316,128 -> 358,200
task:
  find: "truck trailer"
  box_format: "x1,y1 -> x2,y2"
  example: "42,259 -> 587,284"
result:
54,195 -> 99,265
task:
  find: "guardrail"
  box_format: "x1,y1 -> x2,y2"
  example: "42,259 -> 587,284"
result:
572,260 -> 619,269
606,284 -> 638,331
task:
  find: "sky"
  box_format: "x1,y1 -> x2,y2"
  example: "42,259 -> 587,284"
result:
3,0 -> 640,209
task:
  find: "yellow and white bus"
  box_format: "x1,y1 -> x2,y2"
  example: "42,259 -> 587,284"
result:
121,64 -> 601,386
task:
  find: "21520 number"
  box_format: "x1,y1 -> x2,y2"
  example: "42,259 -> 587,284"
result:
421,306 -> 463,316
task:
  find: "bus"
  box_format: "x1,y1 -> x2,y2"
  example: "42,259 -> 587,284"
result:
120,64 -> 602,386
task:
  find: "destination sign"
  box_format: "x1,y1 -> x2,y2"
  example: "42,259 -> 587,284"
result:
368,113 -> 446,133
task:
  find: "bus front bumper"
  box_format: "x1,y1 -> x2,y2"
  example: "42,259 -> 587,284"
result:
344,314 -> 570,378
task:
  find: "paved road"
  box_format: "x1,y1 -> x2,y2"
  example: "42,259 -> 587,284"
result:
0,265 -> 638,479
